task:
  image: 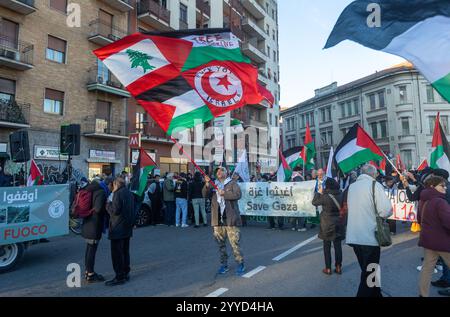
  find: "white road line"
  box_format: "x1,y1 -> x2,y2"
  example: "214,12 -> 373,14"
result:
242,266 -> 266,279
302,246 -> 323,254
206,288 -> 229,297
272,234 -> 318,261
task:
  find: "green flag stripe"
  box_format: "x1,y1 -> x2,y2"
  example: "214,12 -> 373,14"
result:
432,72 -> 450,103
430,145 -> 445,169
337,148 -> 382,174
167,105 -> 214,135
181,47 -> 250,72
138,166 -> 155,196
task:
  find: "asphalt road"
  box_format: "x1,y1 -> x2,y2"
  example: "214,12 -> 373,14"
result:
0,220 -> 446,297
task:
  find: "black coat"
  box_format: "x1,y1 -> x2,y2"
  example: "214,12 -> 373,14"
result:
108,186 -> 134,240
81,182 -> 106,240
189,180 -> 205,199
312,189 -> 345,241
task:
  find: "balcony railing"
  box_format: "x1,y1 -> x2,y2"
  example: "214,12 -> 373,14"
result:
0,35 -> 34,69
84,117 -> 127,137
196,0 -> 210,16
86,66 -> 130,97
0,0 -> 36,15
138,0 -> 171,25
0,99 -> 30,126
88,19 -> 128,44
99,0 -> 133,12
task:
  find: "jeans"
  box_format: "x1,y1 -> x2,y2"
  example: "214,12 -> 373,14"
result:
290,217 -> 306,229
268,217 -> 284,228
192,198 -> 207,226
111,238 -> 130,280
323,239 -> 343,269
176,198 -> 188,226
85,241 -> 99,273
352,244 -> 382,297
164,201 -> 176,226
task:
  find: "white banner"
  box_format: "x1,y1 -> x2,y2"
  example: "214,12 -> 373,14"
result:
238,181 -> 317,217
385,189 -> 417,222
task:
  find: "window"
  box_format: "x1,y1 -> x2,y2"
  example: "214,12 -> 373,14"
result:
321,132 -> 327,146
98,10 -> 113,37
321,108 -> 326,123
370,122 -> 378,139
369,94 -> 376,110
267,46 -> 270,58
401,118 -> 410,135
399,86 -> 407,104
340,103 -> 345,118
300,114 -> 305,128
0,77 -> 16,102
44,88 -> 64,115
273,50 -> 276,62
378,91 -> 385,108
380,121 -> 388,138
426,85 -> 435,103
136,112 -> 145,132
96,100 -> 111,133
50,0 -> 67,13
326,107 -> 331,121
180,3 -> 188,23
354,99 -> 360,115
309,112 -> 315,126
347,101 -> 352,117
328,131 -> 333,145
47,35 -> 66,63
0,19 -> 19,49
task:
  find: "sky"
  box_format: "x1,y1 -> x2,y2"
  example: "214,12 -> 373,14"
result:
278,0 -> 405,108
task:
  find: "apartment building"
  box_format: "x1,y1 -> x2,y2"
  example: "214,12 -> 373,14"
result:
0,0 -> 279,180
281,63 -> 450,170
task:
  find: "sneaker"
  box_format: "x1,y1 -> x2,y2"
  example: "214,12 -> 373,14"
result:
181,224 -> 189,228
291,227 -> 297,231
236,263 -> 246,275
217,265 -> 229,274
417,266 -> 438,274
298,228 -> 307,232
431,280 -> 450,288
86,273 -> 105,283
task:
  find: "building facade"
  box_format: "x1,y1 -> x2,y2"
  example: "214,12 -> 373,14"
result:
0,0 -> 279,181
281,63 -> 450,170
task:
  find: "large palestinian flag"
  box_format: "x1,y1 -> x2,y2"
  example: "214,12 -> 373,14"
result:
277,148 -> 293,182
334,124 -> 384,174
94,29 -> 270,135
131,148 -> 157,197
325,0 -> 450,102
430,113 -> 450,173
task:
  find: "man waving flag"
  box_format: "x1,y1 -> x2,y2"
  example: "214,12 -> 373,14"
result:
93,29 -> 271,135
325,0 -> 450,102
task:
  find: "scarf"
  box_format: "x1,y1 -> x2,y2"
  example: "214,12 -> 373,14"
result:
215,177 -> 232,220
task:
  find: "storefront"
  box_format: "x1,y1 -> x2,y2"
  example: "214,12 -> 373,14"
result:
87,149 -> 120,180
159,157 -> 188,175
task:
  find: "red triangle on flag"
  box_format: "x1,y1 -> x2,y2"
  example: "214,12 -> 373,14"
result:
356,125 -> 384,157
140,148 -> 157,168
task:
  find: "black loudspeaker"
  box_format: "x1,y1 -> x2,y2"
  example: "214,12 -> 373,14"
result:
60,124 -> 80,156
9,130 -> 30,163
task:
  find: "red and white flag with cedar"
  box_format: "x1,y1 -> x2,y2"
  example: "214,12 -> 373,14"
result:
27,159 -> 43,186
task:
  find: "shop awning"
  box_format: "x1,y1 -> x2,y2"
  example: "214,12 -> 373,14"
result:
86,158 -> 121,164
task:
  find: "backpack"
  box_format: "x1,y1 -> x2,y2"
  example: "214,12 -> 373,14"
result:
71,189 -> 94,218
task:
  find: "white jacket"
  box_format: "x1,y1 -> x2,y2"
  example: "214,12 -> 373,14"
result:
346,174 -> 393,246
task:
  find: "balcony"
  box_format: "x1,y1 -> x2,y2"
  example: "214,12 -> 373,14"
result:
137,125 -> 172,144
241,41 -> 266,64
86,67 -> 131,98
0,99 -> 30,128
230,0 -> 244,15
138,0 -> 172,31
258,70 -> 269,86
88,19 -> 128,46
0,36 -> 34,70
0,0 -> 36,15
99,0 -> 133,12
241,0 -> 266,20
229,24 -> 245,41
242,17 -> 266,40
196,0 -> 210,17
84,117 -> 128,140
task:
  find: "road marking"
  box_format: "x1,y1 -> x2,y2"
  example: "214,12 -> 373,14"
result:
272,234 -> 318,261
302,246 -> 323,254
206,288 -> 228,297
242,266 -> 266,278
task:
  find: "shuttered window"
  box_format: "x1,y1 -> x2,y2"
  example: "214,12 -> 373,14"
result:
0,19 -> 19,49
0,77 -> 15,102
50,0 -> 67,13
44,88 -> 64,115
46,35 -> 66,63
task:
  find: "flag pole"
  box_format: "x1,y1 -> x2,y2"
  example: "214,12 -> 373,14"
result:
170,136 -> 219,190
382,152 -> 401,175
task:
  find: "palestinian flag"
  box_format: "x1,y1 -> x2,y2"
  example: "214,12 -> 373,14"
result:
27,159 -> 43,186
379,157 -> 387,175
417,159 -> 429,171
430,113 -> 450,173
277,148 -> 293,182
93,29 -> 266,135
334,123 -> 384,174
370,160 -> 384,175
325,0 -> 450,102
300,124 -> 315,169
281,146 -> 305,170
131,148 -> 157,197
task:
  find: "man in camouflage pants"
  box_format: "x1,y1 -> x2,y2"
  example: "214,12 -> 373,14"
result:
203,167 -> 245,275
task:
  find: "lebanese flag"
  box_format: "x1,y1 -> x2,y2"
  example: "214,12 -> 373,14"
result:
334,123 -> 384,174
277,148 -> 293,182
131,148 -> 157,197
430,112 -> 450,174
27,159 -> 43,186
417,159 -> 429,171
